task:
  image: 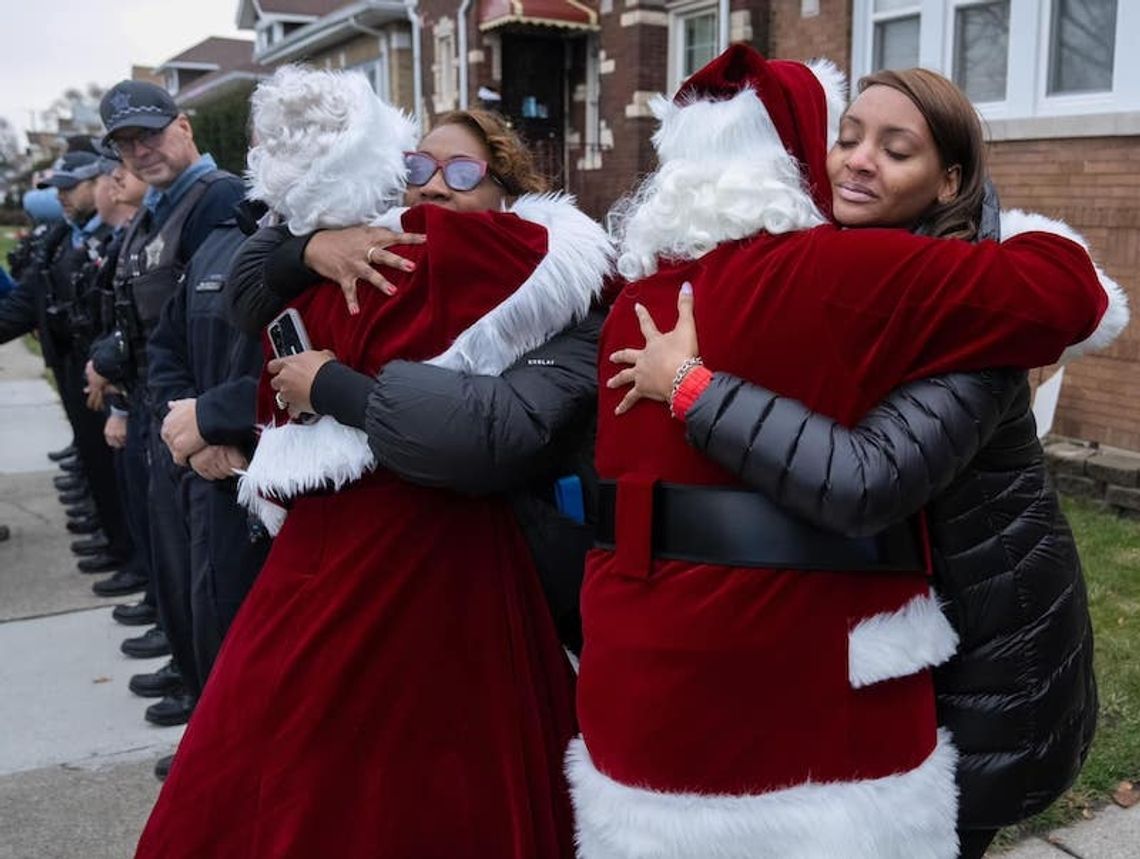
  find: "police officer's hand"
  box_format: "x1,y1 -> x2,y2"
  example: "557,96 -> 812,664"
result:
84,360 -> 109,411
267,350 -> 336,417
303,226 -> 425,315
104,413 -> 128,449
188,444 -> 248,481
162,398 -> 207,465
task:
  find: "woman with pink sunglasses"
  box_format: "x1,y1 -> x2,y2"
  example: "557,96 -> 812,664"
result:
136,69 -> 610,859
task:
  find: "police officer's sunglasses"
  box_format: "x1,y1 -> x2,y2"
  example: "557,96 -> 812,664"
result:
108,120 -> 175,157
403,151 -> 496,192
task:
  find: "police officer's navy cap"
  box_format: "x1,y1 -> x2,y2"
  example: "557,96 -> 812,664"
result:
99,80 -> 179,144
36,151 -> 102,190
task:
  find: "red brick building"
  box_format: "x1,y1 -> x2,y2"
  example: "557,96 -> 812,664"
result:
229,0 -> 1137,450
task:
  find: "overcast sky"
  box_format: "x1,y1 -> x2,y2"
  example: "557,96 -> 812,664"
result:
0,0 -> 245,142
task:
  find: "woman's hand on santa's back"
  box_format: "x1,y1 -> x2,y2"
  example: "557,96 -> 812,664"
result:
303,225 -> 426,315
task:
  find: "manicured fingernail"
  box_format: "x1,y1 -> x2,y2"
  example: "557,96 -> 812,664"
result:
349,303 -> 360,315
402,260 -> 415,271
680,281 -> 692,295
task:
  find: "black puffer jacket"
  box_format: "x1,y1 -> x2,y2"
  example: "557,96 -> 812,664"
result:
685,369 -> 1097,829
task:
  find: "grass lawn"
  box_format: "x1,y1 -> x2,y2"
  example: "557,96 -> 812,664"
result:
994,496 -> 1140,847
0,225 -> 21,264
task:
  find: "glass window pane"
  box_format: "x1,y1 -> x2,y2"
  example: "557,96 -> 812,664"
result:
683,12 -> 718,78
873,15 -> 920,71
953,1 -> 1009,102
1048,0 -> 1117,95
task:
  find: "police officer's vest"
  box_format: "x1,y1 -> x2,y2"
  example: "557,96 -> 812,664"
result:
113,171 -> 229,361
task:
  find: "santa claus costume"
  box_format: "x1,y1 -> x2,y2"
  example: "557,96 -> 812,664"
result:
135,67 -> 611,858
569,46 -> 1122,859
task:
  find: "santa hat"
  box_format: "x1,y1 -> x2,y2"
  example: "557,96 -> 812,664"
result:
661,44 -> 845,219
246,65 -> 418,235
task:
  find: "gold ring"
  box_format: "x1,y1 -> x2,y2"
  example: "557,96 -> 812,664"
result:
275,391 -> 288,410
366,246 -> 379,265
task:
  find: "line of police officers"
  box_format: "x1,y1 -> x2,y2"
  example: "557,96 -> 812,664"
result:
0,81 -> 270,780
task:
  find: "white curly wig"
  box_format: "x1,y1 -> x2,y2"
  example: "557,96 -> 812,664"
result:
246,65 -> 418,235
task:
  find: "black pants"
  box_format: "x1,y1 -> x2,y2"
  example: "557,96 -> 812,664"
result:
56,353 -> 132,561
187,475 -> 267,685
958,827 -> 999,859
146,421 -> 198,696
112,390 -> 155,599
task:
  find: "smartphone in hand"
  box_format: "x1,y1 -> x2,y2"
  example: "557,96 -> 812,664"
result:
266,309 -> 319,424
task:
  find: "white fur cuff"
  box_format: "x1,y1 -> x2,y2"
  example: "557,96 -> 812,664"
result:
848,590 -> 959,689
566,730 -> 959,859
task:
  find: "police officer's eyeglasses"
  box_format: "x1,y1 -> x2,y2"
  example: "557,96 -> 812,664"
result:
109,121 -> 174,157
403,151 -> 493,192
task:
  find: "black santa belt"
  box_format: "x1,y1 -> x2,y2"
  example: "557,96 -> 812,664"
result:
595,479 -> 927,575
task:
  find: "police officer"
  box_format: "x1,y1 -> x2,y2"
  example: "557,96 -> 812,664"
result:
0,152 -> 133,574
83,155 -> 161,605
145,203 -> 270,778
96,80 -> 245,728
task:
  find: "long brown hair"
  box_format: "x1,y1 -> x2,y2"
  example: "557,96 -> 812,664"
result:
434,109 -> 549,197
857,68 -> 986,240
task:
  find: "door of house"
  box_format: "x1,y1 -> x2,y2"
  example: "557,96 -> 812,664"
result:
500,32 -> 567,188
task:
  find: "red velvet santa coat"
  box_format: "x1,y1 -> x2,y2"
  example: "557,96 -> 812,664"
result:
136,197 -> 611,859
570,220 -> 1113,858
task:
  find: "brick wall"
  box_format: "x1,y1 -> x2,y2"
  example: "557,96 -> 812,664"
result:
573,6 -> 670,220
767,0 -> 851,68
989,137 -> 1140,452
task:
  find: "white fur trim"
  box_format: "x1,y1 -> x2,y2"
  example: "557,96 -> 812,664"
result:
848,590 -> 959,689
1000,209 -> 1130,361
246,65 -> 417,235
614,89 -> 824,280
566,729 -> 959,859
238,417 -> 375,531
805,58 -> 848,148
426,193 -> 613,374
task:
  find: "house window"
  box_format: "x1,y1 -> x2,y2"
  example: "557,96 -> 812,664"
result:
851,0 -> 1136,130
871,0 -> 920,71
668,1 -> 725,93
432,17 -> 458,114
1047,0 -> 1117,95
952,1 -> 1009,103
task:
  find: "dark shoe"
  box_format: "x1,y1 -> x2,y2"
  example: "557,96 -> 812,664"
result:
71,533 -> 109,556
155,753 -> 174,780
48,443 -> 77,462
121,626 -> 170,659
66,516 -> 101,535
77,553 -> 121,574
112,600 -> 157,626
66,502 -> 95,519
58,488 -> 90,506
129,660 -> 182,697
91,569 -> 147,597
54,474 -> 86,492
59,458 -> 83,473
145,691 -> 195,727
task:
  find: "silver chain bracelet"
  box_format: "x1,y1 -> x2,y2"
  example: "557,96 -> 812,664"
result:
668,356 -> 704,418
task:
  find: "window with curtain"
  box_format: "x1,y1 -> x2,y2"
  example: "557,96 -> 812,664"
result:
1048,0 -> 1117,95
953,1 -> 1010,102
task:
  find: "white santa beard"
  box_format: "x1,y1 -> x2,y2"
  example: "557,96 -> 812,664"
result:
614,155 -> 825,280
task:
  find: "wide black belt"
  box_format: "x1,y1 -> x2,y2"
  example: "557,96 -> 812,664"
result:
595,480 -> 925,573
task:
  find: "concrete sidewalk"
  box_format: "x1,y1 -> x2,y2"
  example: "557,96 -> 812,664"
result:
0,339 -> 181,859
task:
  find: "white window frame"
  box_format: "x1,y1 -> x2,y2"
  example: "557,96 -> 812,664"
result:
667,0 -> 726,95
852,0 -> 1140,135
